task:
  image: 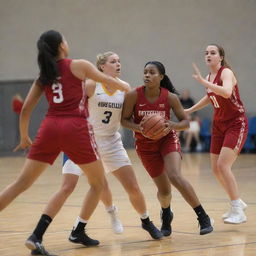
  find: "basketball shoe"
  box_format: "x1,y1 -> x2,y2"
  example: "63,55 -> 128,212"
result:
25,234 -> 56,256
142,220 -> 163,239
107,205 -> 123,234
160,209 -> 173,236
197,215 -> 214,235
222,199 -> 247,220
31,248 -> 57,256
69,228 -> 99,246
224,206 -> 247,224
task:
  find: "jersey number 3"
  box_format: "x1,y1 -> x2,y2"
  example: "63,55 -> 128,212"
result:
102,111 -> 112,124
52,83 -> 64,103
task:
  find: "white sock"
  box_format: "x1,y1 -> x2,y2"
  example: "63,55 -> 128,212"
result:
140,212 -> 149,219
106,205 -> 116,212
73,216 -> 88,229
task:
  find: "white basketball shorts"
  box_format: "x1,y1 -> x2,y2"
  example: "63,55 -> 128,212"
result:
62,132 -> 131,175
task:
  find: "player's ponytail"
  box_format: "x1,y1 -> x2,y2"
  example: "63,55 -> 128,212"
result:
145,61 -> 178,95
37,30 -> 62,85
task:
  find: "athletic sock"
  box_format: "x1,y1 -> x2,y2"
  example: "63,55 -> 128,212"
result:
140,212 -> 149,220
105,205 -> 115,212
193,205 -> 207,218
141,217 -> 150,225
72,216 -> 88,234
162,206 -> 171,216
32,214 -> 52,241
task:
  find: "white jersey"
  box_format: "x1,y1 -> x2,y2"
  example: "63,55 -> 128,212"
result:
88,82 -> 125,137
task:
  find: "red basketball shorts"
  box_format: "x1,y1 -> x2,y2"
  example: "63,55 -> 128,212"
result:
210,115 -> 248,154
28,116 -> 98,165
136,131 -> 181,178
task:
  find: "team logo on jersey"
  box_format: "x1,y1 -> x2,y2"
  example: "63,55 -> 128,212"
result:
98,101 -> 123,109
139,104 -> 146,107
159,104 -> 165,108
138,110 -> 165,117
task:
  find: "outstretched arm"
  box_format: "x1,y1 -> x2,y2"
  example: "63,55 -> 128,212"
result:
71,60 -> 130,92
192,63 -> 234,98
184,95 -> 210,115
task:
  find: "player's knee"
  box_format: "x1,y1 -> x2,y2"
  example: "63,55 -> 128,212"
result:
158,188 -> 171,198
167,171 -> 182,186
90,178 -> 104,193
216,160 -> 228,173
127,184 -> 141,197
61,182 -> 76,195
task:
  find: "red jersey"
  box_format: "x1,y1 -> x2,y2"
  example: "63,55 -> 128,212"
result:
207,66 -> 245,122
134,86 -> 171,141
44,58 -> 88,117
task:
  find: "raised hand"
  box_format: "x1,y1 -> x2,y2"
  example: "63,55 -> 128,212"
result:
192,63 -> 204,84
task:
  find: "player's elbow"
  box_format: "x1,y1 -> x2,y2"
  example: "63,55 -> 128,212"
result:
222,91 -> 232,99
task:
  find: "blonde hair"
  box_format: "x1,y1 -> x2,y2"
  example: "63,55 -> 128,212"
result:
96,51 -> 116,71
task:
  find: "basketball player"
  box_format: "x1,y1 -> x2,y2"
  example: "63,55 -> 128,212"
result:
0,30 -> 130,256
185,44 -> 248,224
26,52 -> 163,255
121,61 -> 214,236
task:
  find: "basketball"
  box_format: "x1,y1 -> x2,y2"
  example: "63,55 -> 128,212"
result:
140,114 -> 167,140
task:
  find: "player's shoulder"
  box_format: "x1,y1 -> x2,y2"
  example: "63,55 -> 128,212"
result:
168,91 -> 179,101
221,67 -> 234,75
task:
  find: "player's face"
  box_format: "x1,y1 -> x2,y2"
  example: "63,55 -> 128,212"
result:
205,45 -> 222,67
101,54 -> 121,78
143,64 -> 163,88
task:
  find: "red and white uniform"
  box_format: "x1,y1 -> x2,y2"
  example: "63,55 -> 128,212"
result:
134,86 -> 181,178
28,58 -> 98,164
207,66 -> 248,154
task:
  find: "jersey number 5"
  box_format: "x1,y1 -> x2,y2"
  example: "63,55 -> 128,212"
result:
52,83 -> 64,103
209,95 -> 220,108
102,111 -> 112,124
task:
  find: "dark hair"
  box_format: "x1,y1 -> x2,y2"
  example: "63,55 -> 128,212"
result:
209,43 -> 231,69
144,61 -> 178,94
37,30 -> 63,85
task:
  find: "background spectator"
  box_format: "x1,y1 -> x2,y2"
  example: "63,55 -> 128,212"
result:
179,89 -> 202,152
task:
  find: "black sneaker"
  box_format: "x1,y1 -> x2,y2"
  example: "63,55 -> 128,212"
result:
142,221 -> 163,240
69,229 -> 99,246
160,210 -> 173,236
198,215 -> 214,235
31,248 -> 57,256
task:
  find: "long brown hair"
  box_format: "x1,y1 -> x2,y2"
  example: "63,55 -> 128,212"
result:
209,43 -> 231,69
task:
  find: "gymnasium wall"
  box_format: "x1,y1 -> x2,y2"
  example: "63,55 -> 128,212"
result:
0,0 -> 256,153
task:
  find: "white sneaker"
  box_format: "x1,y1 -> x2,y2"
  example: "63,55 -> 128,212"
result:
223,206 -> 247,224
107,206 -> 124,234
222,199 -> 247,219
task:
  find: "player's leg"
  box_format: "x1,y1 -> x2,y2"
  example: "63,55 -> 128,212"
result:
113,165 -> 162,238
214,147 -> 247,224
0,159 -> 48,210
100,175 -> 123,234
68,159 -> 105,246
164,151 -> 213,235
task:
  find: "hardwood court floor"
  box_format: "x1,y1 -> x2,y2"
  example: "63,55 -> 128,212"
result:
0,150 -> 255,256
